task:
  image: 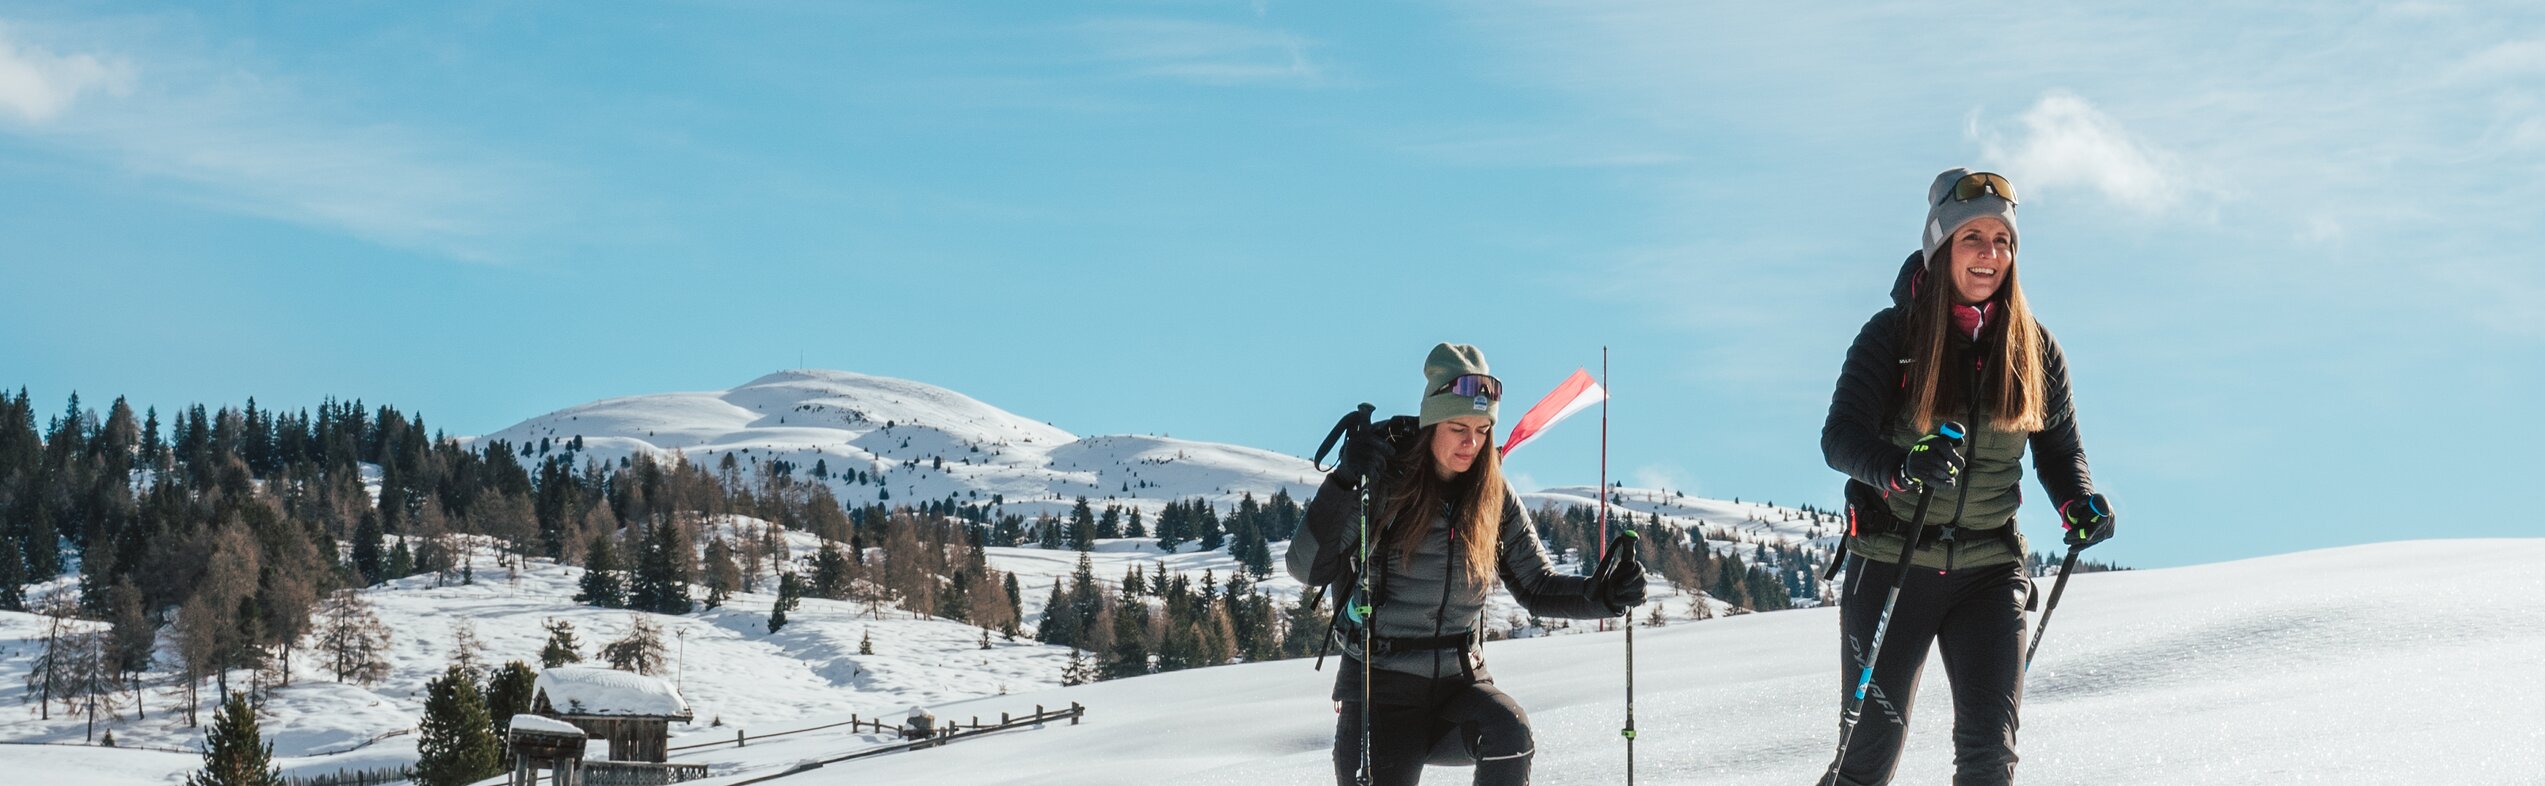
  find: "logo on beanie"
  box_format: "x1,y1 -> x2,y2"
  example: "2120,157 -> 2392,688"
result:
1472,395 -> 1490,411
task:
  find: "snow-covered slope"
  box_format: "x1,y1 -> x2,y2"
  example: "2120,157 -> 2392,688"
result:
468,370 -> 1328,520
11,536 -> 2536,785
685,539 -> 2545,785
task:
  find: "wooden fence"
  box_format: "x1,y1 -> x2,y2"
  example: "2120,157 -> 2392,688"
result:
667,702 -> 1085,753
700,703 -> 1086,786
583,761 -> 712,786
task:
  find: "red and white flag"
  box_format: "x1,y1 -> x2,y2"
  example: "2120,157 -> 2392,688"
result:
1500,368 -> 1606,458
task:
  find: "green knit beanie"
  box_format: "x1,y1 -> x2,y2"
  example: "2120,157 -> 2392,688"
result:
1418,343 -> 1498,428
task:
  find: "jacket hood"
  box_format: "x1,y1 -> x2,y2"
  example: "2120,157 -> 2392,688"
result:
1890,251 -> 1924,307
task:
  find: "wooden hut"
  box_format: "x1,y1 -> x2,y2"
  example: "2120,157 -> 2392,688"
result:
506,713 -> 589,786
531,667 -> 694,764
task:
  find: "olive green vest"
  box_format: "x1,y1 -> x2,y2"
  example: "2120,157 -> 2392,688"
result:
1850,414 -> 2031,571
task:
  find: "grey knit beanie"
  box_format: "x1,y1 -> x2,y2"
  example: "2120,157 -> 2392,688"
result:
1418,343 -> 1498,428
1922,167 -> 2019,263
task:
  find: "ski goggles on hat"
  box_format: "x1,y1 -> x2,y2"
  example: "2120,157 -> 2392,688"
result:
1432,374 -> 1502,401
1938,171 -> 2018,206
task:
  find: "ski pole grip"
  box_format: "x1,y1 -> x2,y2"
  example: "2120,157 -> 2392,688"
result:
1591,530 -> 1640,585
1934,420 -> 1967,446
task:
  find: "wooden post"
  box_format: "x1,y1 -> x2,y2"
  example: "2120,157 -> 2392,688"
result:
1070,702 -> 1082,725
736,729 -> 746,748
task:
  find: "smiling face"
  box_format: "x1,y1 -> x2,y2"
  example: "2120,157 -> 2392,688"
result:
1946,216 -> 2014,305
1429,415 -> 1492,480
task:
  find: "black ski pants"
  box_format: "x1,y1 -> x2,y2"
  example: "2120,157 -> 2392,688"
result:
1832,554 -> 2031,786
1332,656 -> 1533,786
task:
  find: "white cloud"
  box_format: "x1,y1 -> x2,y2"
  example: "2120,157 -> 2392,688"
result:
0,25 -> 130,123
1077,18 -> 1324,87
2446,38 -> 2545,82
1975,91 -> 2196,217
0,19 -> 548,263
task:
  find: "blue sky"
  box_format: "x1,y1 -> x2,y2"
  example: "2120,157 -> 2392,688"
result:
1,2 -> 2537,569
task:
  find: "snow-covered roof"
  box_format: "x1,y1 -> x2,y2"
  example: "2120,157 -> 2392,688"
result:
533,667 -> 693,719
508,714 -> 587,737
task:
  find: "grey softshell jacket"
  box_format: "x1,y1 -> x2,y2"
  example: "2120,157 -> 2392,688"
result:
1287,470 -> 1613,679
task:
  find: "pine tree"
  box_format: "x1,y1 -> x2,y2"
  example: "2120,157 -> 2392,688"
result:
1101,590 -> 1151,680
858,628 -> 874,655
1067,497 -> 1096,552
0,537 -> 25,611
767,572 -> 797,633
702,538 -> 739,610
575,534 -> 625,608
538,618 -> 583,668
1059,648 -> 1096,687
482,661 -> 538,739
1095,505 -> 1121,540
186,691 -> 280,786
413,666 -> 501,786
628,519 -> 691,615
350,513 -> 385,586
1000,573 -> 1024,640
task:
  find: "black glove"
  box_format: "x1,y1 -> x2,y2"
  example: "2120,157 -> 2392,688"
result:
1334,423 -> 1398,487
2060,493 -> 2115,549
1592,556 -> 1647,614
1892,430 -> 1967,491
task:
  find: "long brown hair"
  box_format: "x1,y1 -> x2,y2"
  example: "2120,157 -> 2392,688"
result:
1376,425 -> 1503,589
1902,251 -> 2047,433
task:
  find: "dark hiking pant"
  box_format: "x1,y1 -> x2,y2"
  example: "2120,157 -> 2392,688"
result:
1832,555 -> 2031,786
1332,657 -> 1533,786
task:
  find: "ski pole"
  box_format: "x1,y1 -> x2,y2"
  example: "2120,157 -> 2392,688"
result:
2023,545 -> 2082,673
1590,530 -> 1642,786
1355,458 -> 1374,786
1820,421 -> 1964,786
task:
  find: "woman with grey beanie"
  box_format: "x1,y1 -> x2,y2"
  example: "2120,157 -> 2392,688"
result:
1816,169 -> 2117,785
1287,342 -> 1649,786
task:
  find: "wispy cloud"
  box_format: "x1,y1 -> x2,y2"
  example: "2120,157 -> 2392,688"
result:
2445,38 -> 2545,82
0,18 -> 550,263
0,23 -> 130,122
1076,18 -> 1325,87
1973,91 -> 2207,218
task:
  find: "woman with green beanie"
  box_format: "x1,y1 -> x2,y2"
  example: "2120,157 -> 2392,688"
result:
1817,169 -> 2117,785
1287,342 -> 1649,786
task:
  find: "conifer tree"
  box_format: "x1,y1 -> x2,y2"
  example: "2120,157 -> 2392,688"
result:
575,534 -> 624,608
1068,497 -> 1096,552
538,618 -> 583,668
186,691 -> 280,786
858,628 -> 874,655
629,519 -> 691,615
767,582 -> 790,634
1095,505 -> 1121,539
350,513 -> 385,586
413,666 -> 501,786
482,661 -> 538,740
1101,590 -> 1150,680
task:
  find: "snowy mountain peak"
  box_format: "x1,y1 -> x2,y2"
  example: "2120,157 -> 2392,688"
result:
471,370 -> 1325,518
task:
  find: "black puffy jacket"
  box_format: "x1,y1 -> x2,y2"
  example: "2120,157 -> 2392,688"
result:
1820,252 -> 2096,570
